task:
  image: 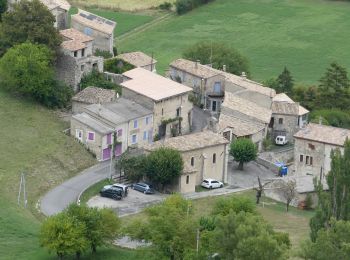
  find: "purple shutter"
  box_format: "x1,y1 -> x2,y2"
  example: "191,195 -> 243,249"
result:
115,144 -> 122,157
107,133 -> 112,144
88,132 -> 94,140
102,148 -> 111,160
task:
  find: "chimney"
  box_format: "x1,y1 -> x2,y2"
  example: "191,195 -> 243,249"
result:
195,59 -> 200,69
319,116 -> 323,125
241,72 -> 247,79
223,65 -> 226,72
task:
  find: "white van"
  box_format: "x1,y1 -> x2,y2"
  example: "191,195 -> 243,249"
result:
275,136 -> 288,145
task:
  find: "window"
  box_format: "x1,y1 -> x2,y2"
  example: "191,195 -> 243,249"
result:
310,156 -> 313,166
212,100 -> 217,112
81,65 -> 85,71
186,175 -> 189,184
145,117 -> 149,125
213,153 -> 216,164
88,132 -> 95,141
83,27 -> 93,36
82,48 -> 85,57
117,129 -> 122,137
74,51 -> 77,57
76,129 -> 83,141
191,157 -> 194,166
300,154 -> 303,162
131,134 -> 137,144
143,131 -> 148,141
278,118 -> 283,124
133,120 -> 138,129
176,108 -> 180,117
308,143 -> 315,150
214,82 -> 221,93
162,108 -> 164,116
106,133 -> 112,145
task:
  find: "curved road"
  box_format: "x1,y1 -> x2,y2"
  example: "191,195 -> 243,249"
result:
41,161 -> 113,216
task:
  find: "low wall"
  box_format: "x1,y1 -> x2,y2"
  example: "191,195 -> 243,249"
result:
104,72 -> 123,85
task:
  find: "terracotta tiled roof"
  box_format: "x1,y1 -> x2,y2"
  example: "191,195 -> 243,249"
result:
60,28 -> 93,51
222,92 -> 272,124
144,131 -> 229,152
170,59 -> 221,79
294,123 -> 350,146
272,93 -> 309,116
122,68 -> 192,101
218,113 -> 264,137
72,87 -> 116,104
118,52 -> 157,67
71,9 -> 116,35
40,0 -> 70,11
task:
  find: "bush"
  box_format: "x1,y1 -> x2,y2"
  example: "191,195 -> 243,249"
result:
79,70 -> 121,94
40,80 -> 73,108
104,58 -> 135,74
158,2 -> 172,10
310,109 -> 350,128
94,49 -> 113,59
175,0 -> 193,14
212,196 -> 256,216
304,194 -> 313,210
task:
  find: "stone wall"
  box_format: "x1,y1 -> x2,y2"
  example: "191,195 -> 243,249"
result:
271,113 -> 299,142
104,72 -> 124,85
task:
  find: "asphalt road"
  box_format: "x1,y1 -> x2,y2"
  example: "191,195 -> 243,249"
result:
40,161 -> 113,216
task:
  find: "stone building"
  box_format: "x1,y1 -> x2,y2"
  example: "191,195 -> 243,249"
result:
7,0 -> 70,29
294,123 -> 350,179
169,59 -> 226,114
270,93 -> 309,142
121,68 -> 193,138
56,28 -> 103,92
144,131 -> 229,193
71,87 -> 117,114
71,9 -> 116,55
71,98 -> 153,161
117,52 -> 157,72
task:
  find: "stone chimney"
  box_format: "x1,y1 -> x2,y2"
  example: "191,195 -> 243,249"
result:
195,59 -> 200,69
223,65 -> 226,72
241,72 -> 247,79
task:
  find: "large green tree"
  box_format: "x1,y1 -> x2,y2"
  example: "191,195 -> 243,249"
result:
144,147 -> 184,190
0,0 -> 61,56
65,204 -> 120,253
183,42 -> 250,76
310,139 -> 350,241
277,66 -> 294,94
316,62 -> 350,110
40,213 -> 89,259
117,152 -> 146,182
0,0 -> 7,21
230,138 -> 257,170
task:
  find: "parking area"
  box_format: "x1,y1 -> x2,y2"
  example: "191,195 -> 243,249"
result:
87,188 -> 168,216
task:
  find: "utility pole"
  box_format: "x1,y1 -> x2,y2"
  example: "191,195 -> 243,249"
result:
109,138 -> 114,181
196,229 -> 200,255
17,173 -> 27,208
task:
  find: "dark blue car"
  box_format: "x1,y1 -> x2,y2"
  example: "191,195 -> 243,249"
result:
132,183 -> 155,194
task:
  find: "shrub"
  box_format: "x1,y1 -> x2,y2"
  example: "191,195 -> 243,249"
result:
104,58 -> 135,74
176,0 -> 215,15
310,109 -> 350,128
212,196 -> 256,216
158,2 -> 172,10
94,49 -> 113,59
79,70 -> 121,94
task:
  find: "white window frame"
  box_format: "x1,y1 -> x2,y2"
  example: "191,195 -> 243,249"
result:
131,134 -> 137,144
76,129 -> 83,141
133,120 -> 138,129
143,131 -> 148,141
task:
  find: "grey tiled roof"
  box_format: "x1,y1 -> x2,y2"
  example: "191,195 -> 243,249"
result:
118,52 -> 157,67
72,113 -> 113,134
218,114 -> 264,137
72,87 -> 116,104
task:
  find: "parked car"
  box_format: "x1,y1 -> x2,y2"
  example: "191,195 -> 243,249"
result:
275,135 -> 288,145
100,185 -> 123,200
201,179 -> 223,189
112,183 -> 129,197
131,182 -> 155,194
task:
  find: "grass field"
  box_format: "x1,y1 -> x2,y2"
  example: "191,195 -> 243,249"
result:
118,0 -> 350,84
70,0 -> 176,11
0,90 -> 141,259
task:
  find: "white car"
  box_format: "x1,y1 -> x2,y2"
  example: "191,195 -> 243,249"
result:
275,135 -> 288,145
201,179 -> 224,189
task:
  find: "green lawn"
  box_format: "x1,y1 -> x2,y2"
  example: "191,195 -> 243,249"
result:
69,7 -> 154,37
0,90 -> 139,259
118,0 -> 350,84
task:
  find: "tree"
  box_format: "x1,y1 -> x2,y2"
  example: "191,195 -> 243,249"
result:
301,219 -> 350,260
40,213 -> 89,259
310,139 -> 350,241
183,42 -> 250,76
117,152 -> 146,182
0,42 -> 71,107
275,179 -> 297,212
0,0 -> 61,56
212,195 -> 256,216
277,66 -> 294,94
65,204 -> 120,253
211,211 -> 290,260
144,147 -> 184,190
126,194 -> 197,259
0,0 -> 7,21
79,70 -> 121,93
230,138 -> 257,170
316,62 -> 350,110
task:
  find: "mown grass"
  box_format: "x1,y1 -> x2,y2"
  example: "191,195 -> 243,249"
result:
0,90 -> 139,259
70,0 -> 176,11
80,178 -> 113,204
119,0 -> 350,84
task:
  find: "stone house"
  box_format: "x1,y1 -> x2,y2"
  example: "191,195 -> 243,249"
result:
72,87 -> 117,114
144,131 -> 229,193
71,98 -> 153,161
294,123 -> 350,179
270,93 -> 309,142
220,92 -> 272,150
56,28 -> 103,92
121,68 -> 193,138
169,59 -> 226,114
117,52 -> 157,72
71,9 -> 116,55
7,0 -> 70,30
